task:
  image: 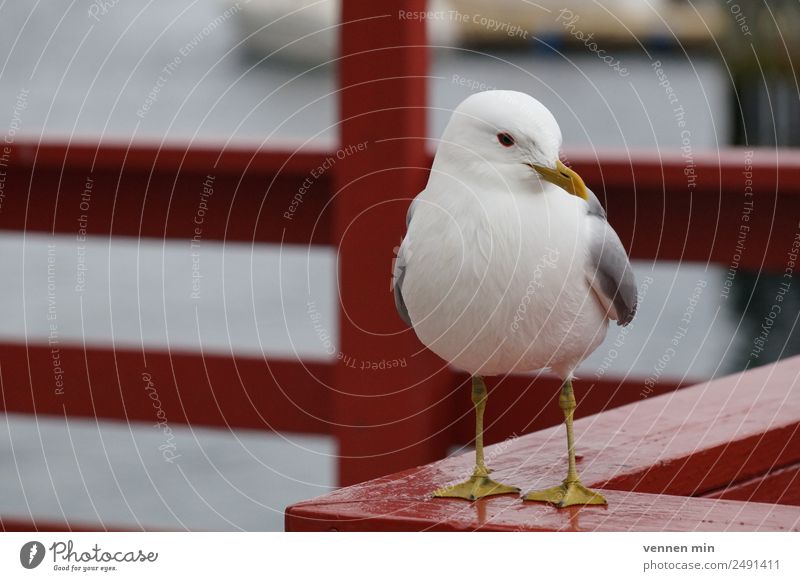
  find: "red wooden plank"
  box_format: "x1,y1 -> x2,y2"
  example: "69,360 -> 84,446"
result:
285,356 -> 800,531
6,140 -> 331,173
705,463 -> 800,506
286,490 -> 800,532
5,140 -> 800,270
0,516 -> 139,532
332,0 -> 454,486
569,147 -> 800,196
568,148 -> 800,271
0,340 -> 679,442
1,141 -> 333,245
0,343 -> 332,434
588,357 -> 800,495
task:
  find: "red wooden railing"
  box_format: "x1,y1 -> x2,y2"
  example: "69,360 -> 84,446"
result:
286,357 -> 800,531
2,0 -> 800,530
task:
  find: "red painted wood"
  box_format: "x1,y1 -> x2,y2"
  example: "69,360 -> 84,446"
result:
5,142 -> 800,271
6,140 -> 330,173
332,0 -> 454,486
1,342 -> 681,449
567,148 -> 800,271
1,141 -> 333,245
452,372 -> 686,445
0,516 -> 133,532
706,463 -> 800,506
0,343 -> 332,434
285,357 -> 800,531
0,339 -> 684,447
589,357 -> 800,496
286,489 -> 800,532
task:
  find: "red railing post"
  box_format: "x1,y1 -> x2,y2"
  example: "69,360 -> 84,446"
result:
333,0 -> 454,485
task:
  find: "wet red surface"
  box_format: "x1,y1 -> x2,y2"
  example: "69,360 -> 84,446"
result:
286,357 -> 800,531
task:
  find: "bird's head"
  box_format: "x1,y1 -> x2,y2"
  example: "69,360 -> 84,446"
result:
435,90 -> 588,201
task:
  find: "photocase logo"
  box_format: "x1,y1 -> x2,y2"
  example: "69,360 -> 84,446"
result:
20,541 -> 46,569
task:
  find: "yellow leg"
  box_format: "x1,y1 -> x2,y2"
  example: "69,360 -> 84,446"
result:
523,379 -> 607,507
433,376 -> 519,500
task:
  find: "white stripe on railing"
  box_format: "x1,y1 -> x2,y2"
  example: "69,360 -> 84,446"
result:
0,232 -> 337,360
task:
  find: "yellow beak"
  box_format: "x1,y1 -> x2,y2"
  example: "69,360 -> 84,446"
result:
530,159 -> 588,201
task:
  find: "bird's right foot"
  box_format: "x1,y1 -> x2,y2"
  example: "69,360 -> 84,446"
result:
523,479 -> 607,507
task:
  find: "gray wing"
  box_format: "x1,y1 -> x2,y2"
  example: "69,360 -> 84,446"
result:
392,198 -> 418,327
585,189 -> 637,326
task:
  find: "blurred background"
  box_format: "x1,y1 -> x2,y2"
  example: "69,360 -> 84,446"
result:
0,0 -> 797,530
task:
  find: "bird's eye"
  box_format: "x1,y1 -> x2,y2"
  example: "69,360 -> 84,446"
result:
497,132 -> 515,147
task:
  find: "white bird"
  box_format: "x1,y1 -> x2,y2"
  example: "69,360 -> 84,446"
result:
392,90 -> 637,507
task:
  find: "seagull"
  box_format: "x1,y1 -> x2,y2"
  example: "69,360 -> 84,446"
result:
392,90 -> 637,507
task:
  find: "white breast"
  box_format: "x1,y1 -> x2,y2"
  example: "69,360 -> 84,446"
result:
401,186 -> 608,378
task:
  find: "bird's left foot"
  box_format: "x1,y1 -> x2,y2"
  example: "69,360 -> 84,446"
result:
433,469 -> 519,501
523,479 -> 607,507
